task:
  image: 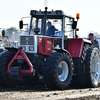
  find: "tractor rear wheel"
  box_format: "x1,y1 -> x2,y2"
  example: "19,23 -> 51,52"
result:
85,47 -> 100,87
70,44 -> 89,87
43,52 -> 73,89
0,50 -> 19,87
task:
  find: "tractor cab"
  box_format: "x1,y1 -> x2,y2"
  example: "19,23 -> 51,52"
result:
20,8 -> 75,36
19,7 -> 78,55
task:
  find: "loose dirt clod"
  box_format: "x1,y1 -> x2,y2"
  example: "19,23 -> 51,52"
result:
46,95 -> 50,97
53,93 -> 58,95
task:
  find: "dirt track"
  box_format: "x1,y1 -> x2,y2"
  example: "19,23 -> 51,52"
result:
0,86 -> 100,100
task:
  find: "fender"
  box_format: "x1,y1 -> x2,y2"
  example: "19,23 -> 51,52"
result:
68,38 -> 91,58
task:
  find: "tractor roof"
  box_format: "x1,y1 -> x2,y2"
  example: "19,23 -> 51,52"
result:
30,10 -> 74,19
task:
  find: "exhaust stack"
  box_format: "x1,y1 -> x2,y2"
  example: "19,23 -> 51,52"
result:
43,7 -> 48,35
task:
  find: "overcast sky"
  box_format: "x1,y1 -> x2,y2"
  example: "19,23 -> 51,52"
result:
0,0 -> 100,37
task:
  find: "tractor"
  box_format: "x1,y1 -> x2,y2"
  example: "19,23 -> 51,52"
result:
0,7 -> 100,89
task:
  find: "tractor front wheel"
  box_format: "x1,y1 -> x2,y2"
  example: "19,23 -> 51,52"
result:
0,50 -> 19,87
43,52 -> 73,89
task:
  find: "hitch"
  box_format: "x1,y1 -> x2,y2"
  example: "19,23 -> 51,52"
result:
8,47 -> 33,74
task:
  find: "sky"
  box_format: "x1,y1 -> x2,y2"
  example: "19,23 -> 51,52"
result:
0,0 -> 100,37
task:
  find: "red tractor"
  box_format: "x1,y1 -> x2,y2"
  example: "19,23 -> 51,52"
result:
0,7 -> 100,89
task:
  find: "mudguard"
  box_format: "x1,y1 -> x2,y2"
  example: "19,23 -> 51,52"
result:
68,38 -> 91,57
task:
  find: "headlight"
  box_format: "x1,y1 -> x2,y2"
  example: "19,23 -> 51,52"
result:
23,46 -> 26,51
29,46 -> 34,51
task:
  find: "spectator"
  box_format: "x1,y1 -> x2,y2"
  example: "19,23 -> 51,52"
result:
89,33 -> 99,49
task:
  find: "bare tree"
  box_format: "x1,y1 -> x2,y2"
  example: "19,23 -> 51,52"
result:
6,27 -> 20,41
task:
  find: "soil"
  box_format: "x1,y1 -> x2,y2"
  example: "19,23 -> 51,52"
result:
0,86 -> 100,100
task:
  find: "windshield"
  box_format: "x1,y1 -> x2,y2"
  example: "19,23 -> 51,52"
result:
30,17 -> 62,35
30,17 -> 73,37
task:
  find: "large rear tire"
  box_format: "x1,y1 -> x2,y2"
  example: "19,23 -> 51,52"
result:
85,47 -> 100,87
43,52 -> 73,89
70,44 -> 89,87
0,50 -> 19,87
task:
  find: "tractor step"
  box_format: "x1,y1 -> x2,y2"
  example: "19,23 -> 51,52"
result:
10,67 -> 22,81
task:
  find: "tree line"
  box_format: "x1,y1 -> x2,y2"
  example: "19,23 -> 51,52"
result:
5,27 -> 20,41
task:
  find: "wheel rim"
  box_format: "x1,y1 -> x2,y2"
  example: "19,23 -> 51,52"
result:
91,50 -> 100,85
58,61 -> 69,82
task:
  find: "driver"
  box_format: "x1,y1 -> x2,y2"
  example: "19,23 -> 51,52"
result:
46,21 -> 55,36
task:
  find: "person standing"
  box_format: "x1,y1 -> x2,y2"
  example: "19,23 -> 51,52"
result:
89,33 -> 99,49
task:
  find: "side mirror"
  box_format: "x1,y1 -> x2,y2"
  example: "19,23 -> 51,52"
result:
2,30 -> 5,37
19,20 -> 23,29
72,21 -> 77,29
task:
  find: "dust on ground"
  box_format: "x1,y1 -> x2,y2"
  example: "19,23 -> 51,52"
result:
0,86 -> 100,100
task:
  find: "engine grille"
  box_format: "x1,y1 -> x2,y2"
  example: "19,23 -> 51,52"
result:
20,36 -> 34,45
28,36 -> 34,45
42,39 -> 46,53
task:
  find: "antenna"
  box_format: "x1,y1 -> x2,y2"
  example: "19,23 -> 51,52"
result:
45,7 -> 48,11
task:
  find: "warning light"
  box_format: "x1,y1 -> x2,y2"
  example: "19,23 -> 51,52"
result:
76,13 -> 80,20
69,15 -> 72,17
